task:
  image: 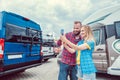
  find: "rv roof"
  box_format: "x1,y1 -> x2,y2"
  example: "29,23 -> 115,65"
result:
83,4 -> 120,25
89,23 -> 104,29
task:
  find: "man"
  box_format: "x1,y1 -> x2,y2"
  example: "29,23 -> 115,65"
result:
57,21 -> 82,80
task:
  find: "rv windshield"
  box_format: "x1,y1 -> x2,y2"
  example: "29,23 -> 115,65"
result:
115,21 -> 120,39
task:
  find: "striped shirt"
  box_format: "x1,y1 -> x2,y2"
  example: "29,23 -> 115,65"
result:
57,32 -> 81,65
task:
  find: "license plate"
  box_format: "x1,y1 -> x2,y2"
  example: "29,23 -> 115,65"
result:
42,47 -> 54,56
8,54 -> 22,59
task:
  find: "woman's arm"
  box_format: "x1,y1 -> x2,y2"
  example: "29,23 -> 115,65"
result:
63,43 -> 75,54
61,35 -> 88,50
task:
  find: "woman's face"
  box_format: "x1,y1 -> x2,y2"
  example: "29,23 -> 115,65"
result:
80,27 -> 87,38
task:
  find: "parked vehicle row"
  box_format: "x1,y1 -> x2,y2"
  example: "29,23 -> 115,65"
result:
41,33 -> 57,62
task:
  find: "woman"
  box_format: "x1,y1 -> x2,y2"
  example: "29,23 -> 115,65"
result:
61,25 -> 97,80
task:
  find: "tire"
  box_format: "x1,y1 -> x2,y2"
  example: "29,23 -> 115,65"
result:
17,69 -> 26,73
44,59 -> 49,62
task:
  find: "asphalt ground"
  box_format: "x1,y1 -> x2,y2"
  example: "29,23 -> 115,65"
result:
0,58 -> 120,80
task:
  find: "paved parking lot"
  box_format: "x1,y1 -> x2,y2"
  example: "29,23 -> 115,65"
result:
0,58 -> 120,80
0,58 -> 59,80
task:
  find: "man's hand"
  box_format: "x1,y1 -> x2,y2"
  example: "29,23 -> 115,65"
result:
60,35 -> 66,42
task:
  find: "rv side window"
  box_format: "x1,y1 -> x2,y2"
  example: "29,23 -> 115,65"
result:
6,23 -> 26,41
114,21 -> 120,39
5,23 -> 42,43
105,24 -> 115,38
93,30 -> 100,45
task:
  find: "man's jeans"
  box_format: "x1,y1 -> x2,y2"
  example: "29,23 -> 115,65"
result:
58,62 -> 77,80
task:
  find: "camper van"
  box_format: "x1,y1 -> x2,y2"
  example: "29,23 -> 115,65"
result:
0,11 -> 42,76
42,33 -> 56,62
83,5 -> 120,76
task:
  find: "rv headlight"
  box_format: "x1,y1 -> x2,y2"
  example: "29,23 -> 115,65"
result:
112,40 -> 120,54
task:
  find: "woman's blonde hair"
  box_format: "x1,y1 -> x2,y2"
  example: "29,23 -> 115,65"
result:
82,25 -> 95,42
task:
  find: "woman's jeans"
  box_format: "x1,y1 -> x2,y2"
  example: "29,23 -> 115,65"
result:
76,65 -> 96,80
58,62 -> 77,80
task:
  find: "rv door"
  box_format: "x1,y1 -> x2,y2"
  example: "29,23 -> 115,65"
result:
92,27 -> 108,72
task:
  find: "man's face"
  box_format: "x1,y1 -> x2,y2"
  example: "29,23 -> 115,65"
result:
73,23 -> 81,36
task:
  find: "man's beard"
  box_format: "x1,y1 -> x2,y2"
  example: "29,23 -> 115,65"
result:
74,31 -> 80,36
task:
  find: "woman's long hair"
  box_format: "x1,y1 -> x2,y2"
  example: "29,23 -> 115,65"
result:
82,25 -> 95,42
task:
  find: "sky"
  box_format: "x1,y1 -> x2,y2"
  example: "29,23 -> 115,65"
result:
0,0 -> 120,39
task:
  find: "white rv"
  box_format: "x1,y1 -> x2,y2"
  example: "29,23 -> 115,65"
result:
83,5 -> 120,76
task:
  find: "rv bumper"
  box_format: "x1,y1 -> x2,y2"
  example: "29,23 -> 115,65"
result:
107,67 -> 120,76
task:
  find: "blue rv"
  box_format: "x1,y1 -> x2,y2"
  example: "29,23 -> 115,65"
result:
0,11 -> 42,76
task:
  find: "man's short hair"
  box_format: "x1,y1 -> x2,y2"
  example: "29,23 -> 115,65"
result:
74,21 -> 82,25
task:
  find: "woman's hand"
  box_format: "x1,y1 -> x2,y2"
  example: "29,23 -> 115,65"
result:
63,42 -> 66,47
62,41 -> 76,53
